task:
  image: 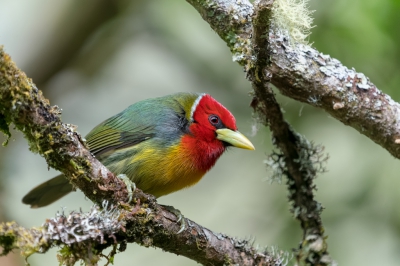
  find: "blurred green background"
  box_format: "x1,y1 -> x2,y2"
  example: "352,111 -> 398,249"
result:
0,0 -> 399,265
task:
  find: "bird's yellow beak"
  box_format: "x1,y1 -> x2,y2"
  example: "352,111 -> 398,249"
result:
216,129 -> 255,150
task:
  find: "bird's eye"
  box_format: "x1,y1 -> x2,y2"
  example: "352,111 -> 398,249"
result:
209,115 -> 220,126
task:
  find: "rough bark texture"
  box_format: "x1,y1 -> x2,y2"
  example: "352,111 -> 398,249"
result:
268,39 -> 400,157
187,0 -> 400,160
185,0 -> 400,265
249,1 -> 331,264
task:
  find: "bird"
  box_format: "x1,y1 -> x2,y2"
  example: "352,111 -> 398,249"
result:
22,92 -> 255,208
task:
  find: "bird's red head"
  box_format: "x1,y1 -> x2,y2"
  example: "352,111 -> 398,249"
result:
191,94 -> 237,143
180,94 -> 253,173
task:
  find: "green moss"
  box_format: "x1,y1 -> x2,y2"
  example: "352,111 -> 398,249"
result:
58,244 -> 102,266
69,159 -> 81,170
0,112 -> 11,146
58,245 -> 73,259
223,254 -> 233,265
0,235 -> 15,256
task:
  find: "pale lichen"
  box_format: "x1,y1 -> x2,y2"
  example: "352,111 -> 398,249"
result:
0,201 -> 124,265
271,0 -> 314,44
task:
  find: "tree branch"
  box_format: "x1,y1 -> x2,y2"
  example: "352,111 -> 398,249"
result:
0,47 -> 281,265
186,0 -> 400,160
185,0 -> 400,264
249,1 -> 331,264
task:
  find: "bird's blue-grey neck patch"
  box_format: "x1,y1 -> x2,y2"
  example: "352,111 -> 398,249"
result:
189,93 -> 206,122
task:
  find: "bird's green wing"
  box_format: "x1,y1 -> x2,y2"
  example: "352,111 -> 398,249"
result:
86,113 -> 155,157
85,93 -> 200,157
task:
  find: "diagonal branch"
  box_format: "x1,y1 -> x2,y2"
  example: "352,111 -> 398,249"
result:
186,0 -> 397,264
186,0 -> 400,160
0,200 -> 285,266
0,47 -> 281,265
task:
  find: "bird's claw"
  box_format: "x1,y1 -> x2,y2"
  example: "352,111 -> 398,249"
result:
117,174 -> 136,204
163,205 -> 186,234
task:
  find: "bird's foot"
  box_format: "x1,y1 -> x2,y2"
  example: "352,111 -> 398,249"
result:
162,205 -> 186,234
117,174 -> 136,204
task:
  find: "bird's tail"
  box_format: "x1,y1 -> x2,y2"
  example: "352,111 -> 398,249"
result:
22,175 -> 73,208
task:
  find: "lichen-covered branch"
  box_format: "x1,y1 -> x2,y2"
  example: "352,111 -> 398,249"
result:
0,197 -> 282,266
186,0 -> 397,264
0,47 -> 281,265
268,39 -> 400,158
186,0 -> 400,160
249,1 -> 331,264
0,202 -> 124,261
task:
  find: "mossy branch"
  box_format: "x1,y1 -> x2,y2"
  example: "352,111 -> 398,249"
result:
186,0 -> 400,263
0,47 -> 281,265
249,1 -> 331,265
187,0 -> 400,160
186,0 -> 400,264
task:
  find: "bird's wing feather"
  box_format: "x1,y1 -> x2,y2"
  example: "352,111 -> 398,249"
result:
85,93 -> 199,157
86,112 -> 155,157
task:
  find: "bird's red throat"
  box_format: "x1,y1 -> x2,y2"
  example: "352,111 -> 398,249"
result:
181,94 -> 236,172
180,133 -> 226,173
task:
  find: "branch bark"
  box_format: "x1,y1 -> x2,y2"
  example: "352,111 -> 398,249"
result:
185,0 -> 400,265
0,47 -> 280,265
187,0 -> 400,160
249,1 -> 330,264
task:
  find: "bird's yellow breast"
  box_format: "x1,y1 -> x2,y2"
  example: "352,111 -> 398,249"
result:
106,142 -> 206,198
